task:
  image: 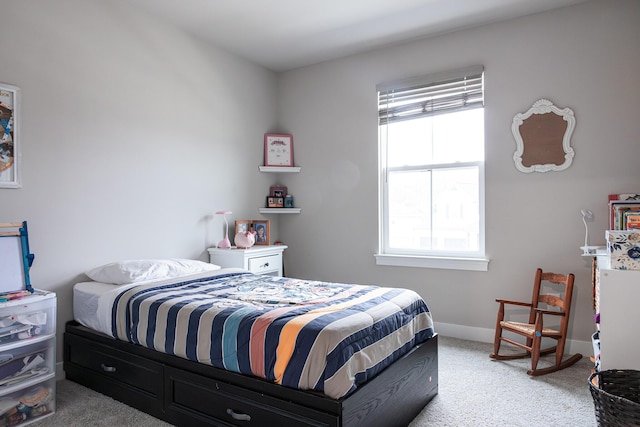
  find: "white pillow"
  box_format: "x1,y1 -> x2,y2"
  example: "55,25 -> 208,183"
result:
85,259 -> 221,285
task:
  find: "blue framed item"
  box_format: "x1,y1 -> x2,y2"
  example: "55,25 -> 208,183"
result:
0,221 -> 35,294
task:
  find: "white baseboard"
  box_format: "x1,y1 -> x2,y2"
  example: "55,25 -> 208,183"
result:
434,321 -> 592,358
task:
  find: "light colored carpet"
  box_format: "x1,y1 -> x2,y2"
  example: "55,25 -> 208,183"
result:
30,336 -> 596,427
409,337 -> 596,427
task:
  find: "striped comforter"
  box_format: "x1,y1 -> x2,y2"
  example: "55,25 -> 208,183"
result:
111,271 -> 434,399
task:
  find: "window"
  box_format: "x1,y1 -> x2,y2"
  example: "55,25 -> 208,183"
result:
375,66 -> 488,271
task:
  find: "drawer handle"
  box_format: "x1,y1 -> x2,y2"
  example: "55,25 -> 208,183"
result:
101,363 -> 116,373
227,408 -> 251,421
261,262 -> 269,268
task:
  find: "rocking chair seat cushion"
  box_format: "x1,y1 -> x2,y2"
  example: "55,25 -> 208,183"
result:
500,320 -> 558,336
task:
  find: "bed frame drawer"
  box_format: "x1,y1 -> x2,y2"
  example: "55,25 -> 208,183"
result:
64,332 -> 164,417
165,366 -> 338,427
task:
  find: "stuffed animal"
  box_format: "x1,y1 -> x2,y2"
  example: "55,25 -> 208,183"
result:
234,230 -> 256,249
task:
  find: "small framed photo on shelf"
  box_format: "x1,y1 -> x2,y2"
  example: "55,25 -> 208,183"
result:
252,220 -> 270,245
264,134 -> 293,167
266,197 -> 284,208
270,185 -> 287,198
284,195 -> 294,208
234,220 -> 253,236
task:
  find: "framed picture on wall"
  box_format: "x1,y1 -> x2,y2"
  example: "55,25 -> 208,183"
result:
0,83 -> 21,188
264,134 -> 293,167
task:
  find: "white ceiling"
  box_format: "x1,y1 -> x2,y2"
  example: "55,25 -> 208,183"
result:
126,0 -> 590,71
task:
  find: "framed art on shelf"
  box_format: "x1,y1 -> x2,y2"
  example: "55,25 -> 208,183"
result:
252,220 -> 270,245
284,195 -> 294,208
264,134 -> 293,167
234,220 -> 253,236
0,83 -> 21,188
266,197 -> 284,208
270,185 -> 287,198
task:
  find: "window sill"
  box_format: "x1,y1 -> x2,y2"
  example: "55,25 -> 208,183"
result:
374,253 -> 489,271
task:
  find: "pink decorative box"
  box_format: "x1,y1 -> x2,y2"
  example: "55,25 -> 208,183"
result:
606,230 -> 640,270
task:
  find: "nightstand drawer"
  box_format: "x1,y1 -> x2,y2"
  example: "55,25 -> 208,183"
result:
208,245 -> 287,276
248,254 -> 281,274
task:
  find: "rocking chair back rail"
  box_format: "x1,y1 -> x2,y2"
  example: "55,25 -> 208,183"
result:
489,268 -> 582,376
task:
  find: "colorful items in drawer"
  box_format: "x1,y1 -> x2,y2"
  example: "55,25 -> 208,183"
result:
0,385 -> 53,426
606,230 -> 640,270
0,312 -> 46,344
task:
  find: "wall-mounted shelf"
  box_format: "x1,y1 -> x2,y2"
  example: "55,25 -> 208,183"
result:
259,165 -> 301,214
259,166 -> 301,173
259,208 -> 301,214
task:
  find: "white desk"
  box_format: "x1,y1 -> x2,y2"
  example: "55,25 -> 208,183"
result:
597,262 -> 640,370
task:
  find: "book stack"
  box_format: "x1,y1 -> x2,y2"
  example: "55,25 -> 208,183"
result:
607,193 -> 640,270
608,193 -> 640,230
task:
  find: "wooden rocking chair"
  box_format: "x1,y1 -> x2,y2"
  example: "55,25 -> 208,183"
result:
489,268 -> 582,376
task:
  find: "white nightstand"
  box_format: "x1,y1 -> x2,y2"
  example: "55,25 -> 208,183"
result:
208,245 -> 288,276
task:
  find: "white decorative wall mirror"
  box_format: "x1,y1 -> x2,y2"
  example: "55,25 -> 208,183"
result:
512,99 -> 575,173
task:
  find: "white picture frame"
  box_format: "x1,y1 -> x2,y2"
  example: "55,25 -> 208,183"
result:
512,99 -> 575,173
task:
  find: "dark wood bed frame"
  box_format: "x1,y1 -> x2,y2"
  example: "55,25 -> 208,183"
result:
64,321 -> 438,427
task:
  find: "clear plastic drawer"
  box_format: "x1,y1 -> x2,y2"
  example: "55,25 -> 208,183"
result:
0,337 -> 55,392
0,377 -> 55,426
0,292 -> 56,346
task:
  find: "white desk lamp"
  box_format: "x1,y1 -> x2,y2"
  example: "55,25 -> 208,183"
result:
215,211 -> 232,249
580,209 -> 599,255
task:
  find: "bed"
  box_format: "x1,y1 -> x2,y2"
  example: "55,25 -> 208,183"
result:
63,260 -> 438,427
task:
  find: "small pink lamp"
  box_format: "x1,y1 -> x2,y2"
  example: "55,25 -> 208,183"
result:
215,211 -> 232,249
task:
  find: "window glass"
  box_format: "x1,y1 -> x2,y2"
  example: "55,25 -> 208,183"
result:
387,109 -> 484,167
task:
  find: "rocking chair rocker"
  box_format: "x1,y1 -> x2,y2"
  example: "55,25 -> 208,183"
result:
489,268 -> 582,376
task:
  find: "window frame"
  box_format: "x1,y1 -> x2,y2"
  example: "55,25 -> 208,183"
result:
375,67 -> 489,271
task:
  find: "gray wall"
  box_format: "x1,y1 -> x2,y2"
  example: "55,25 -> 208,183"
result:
277,0 -> 640,349
0,0 -> 278,362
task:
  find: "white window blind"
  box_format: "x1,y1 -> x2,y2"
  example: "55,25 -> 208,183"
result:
378,65 -> 484,125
